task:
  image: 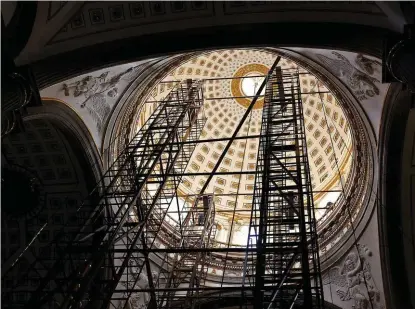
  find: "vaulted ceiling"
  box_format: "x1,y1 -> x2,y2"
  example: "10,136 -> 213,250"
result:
14,1 -> 408,65
3,1 -> 410,90
129,49 -> 353,227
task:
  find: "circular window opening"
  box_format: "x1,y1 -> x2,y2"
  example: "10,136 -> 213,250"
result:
241,74 -> 266,97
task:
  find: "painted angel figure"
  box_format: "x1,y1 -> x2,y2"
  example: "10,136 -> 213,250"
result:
316,51 -> 380,98
62,65 -> 142,100
63,72 -> 109,98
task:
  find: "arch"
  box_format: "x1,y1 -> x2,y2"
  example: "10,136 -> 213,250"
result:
25,99 -> 104,183
1,100 -> 109,307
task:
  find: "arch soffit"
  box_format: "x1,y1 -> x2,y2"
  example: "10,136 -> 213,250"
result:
18,1 -> 402,67
30,22 -> 391,91
24,99 -> 104,183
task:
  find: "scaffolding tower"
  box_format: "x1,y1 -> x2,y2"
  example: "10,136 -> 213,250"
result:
3,64 -> 325,309
243,67 -> 324,309
2,80 -> 206,309
158,194 -> 216,309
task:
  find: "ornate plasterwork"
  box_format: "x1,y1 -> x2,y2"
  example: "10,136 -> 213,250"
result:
316,52 -> 381,101
323,244 -> 385,309
230,63 -> 269,109
101,48 -> 380,278
61,66 -> 143,133
287,47 -> 389,136
121,49 -> 353,228
40,58 -> 157,148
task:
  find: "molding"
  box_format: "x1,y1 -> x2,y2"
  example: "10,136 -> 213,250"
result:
101,57 -> 170,161
30,23 -> 391,90
18,1 -> 398,66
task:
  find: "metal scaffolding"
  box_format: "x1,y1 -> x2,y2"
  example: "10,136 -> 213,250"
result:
243,67 -> 324,309
3,63 -> 325,309
2,80 -> 206,309
157,194 -> 216,309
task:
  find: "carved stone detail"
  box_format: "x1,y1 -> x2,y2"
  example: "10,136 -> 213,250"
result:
323,244 -> 385,309
316,51 -> 381,101
61,65 -> 143,133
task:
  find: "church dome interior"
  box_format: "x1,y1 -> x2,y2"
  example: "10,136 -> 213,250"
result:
2,2 -> 415,309
124,49 -> 354,249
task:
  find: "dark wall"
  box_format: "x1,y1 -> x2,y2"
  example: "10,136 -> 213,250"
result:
31,22 -> 391,90
1,118 -> 100,307
379,84 -> 415,309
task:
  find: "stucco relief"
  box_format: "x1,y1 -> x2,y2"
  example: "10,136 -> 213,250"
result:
316,52 -> 381,101
323,244 -> 384,309
61,66 -> 142,133
355,54 -> 382,76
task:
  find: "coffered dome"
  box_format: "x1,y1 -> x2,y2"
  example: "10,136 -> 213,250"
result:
129,49 -> 353,240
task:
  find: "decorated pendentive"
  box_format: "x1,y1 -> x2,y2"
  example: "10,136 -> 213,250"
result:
323,244 -> 385,309
61,65 -> 143,133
